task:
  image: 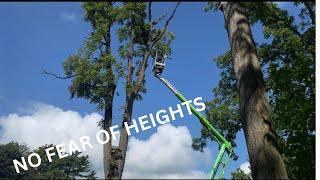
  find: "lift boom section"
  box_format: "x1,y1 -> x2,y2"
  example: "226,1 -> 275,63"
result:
156,76 -> 233,179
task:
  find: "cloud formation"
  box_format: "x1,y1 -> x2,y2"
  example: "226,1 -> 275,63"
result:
60,12 -> 78,23
0,103 -> 210,179
123,124 -> 211,179
240,161 -> 251,175
0,103 -> 105,177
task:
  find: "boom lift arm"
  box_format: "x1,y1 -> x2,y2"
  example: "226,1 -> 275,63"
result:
152,51 -> 233,179
154,76 -> 233,179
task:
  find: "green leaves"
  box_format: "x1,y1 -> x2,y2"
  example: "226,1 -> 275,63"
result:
82,2 -> 118,28
34,144 -> 96,179
0,142 -> 31,179
63,3 -> 123,110
231,168 -> 252,180
0,142 -> 96,179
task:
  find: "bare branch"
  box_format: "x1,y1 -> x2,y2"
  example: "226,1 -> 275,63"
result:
151,1 -> 181,47
131,2 -> 181,97
165,1 -> 181,28
151,11 -> 168,26
42,70 -> 76,79
148,2 -> 152,22
304,2 -> 315,25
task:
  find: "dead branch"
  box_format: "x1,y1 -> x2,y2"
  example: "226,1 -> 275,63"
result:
148,2 -> 152,22
151,1 -> 181,47
151,11 -> 168,26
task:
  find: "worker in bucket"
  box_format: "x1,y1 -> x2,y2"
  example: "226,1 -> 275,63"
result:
152,50 -> 167,76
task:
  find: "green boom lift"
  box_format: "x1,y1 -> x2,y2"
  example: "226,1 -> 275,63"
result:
152,51 -> 233,179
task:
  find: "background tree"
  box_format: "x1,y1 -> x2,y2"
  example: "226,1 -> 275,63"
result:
34,144 -> 96,179
0,142 -> 96,179
0,142 -> 33,179
231,168 -> 252,180
193,1 -> 315,179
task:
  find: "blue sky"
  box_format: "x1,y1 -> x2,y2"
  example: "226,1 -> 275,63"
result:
0,2 -> 299,178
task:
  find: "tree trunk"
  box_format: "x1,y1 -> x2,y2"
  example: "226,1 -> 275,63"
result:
219,2 -> 288,179
103,24 -> 118,179
117,95 -> 134,179
103,100 -> 112,179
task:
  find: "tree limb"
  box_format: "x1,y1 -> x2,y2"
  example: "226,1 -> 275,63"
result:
148,2 -> 152,22
151,1 -> 181,47
132,2 -> 181,96
304,2 -> 315,25
151,11 -> 168,26
42,70 -> 76,79
132,51 -> 150,96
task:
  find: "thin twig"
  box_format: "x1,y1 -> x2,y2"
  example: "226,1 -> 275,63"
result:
151,11 -> 168,26
42,70 -> 76,79
151,1 -> 181,47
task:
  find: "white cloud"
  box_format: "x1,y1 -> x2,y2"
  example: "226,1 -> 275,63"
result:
0,103 -> 210,179
60,12 -> 78,23
0,103 -> 105,178
123,124 -> 211,179
239,161 -> 251,175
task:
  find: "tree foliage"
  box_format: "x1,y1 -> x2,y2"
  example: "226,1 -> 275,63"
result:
117,2 -> 175,101
58,2 -> 179,179
63,2 -> 123,111
0,142 -> 96,179
231,168 -> 252,180
193,2 -> 315,178
0,142 -> 32,179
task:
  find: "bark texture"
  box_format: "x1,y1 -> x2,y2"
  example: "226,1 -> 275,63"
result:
103,25 -> 118,179
219,2 -> 288,179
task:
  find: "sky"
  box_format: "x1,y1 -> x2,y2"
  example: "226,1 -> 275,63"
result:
0,2 -> 299,179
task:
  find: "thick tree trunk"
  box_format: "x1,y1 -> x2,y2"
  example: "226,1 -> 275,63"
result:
219,2 -> 288,179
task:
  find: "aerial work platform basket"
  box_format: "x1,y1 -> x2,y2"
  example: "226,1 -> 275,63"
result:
152,50 -> 167,76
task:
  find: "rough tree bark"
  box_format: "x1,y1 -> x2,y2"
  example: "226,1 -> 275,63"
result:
103,24 -> 118,179
219,2 -> 288,179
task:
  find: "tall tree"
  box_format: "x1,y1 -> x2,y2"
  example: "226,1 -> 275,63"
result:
218,2 -> 288,178
193,1 -> 314,179
80,3 -> 121,179
116,2 -> 179,178
45,2 -> 180,179
45,2 -> 122,179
